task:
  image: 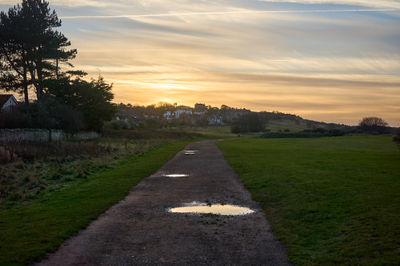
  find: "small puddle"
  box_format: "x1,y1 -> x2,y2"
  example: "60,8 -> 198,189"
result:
162,174 -> 189,178
169,202 -> 255,216
184,150 -> 198,155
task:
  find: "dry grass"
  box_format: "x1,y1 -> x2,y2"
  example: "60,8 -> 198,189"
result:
0,138 -> 169,205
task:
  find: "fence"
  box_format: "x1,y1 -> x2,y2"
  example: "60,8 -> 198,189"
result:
0,129 -> 99,143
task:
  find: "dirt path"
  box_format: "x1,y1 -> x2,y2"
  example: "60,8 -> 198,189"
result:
37,140 -> 291,265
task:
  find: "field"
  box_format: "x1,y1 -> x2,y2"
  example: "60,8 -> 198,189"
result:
0,139 -> 193,265
218,135 -> 400,265
266,119 -> 307,132
182,126 -> 236,138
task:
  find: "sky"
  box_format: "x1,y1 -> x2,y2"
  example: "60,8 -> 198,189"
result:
1,0 -> 399,126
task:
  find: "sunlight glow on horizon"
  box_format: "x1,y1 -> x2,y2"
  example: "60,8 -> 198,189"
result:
1,0 -> 399,126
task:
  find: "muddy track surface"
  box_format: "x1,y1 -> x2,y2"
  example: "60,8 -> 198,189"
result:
37,140 -> 291,265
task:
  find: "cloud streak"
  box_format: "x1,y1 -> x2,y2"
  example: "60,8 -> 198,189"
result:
60,8 -> 400,19
257,0 -> 400,9
2,0 -> 399,125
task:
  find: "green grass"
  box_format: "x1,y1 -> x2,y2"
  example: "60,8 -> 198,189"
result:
0,140 -> 191,265
218,135 -> 400,265
266,119 -> 307,132
183,126 -> 236,139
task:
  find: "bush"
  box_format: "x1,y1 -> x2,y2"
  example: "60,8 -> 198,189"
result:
394,130 -> 400,143
104,120 -> 134,130
0,97 -> 84,133
260,128 -> 346,139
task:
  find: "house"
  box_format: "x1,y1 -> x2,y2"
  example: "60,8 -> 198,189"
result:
208,115 -> 224,126
164,108 -> 193,120
163,111 -> 174,121
175,108 -> 192,118
0,95 -> 18,112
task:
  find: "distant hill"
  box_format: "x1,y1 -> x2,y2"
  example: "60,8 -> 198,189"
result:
115,102 -> 355,132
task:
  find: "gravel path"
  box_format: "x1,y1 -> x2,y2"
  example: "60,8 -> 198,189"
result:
37,140 -> 291,265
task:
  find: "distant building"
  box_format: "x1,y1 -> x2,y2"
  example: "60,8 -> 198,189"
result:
0,95 -> 18,112
115,114 -> 141,123
208,115 -> 224,126
175,109 -> 192,118
163,111 -> 174,121
163,108 -> 193,121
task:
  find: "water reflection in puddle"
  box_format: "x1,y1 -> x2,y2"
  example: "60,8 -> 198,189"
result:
169,202 -> 255,216
163,174 -> 189,178
184,150 -> 198,155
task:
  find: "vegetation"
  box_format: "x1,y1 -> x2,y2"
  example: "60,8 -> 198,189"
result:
183,126 -> 236,139
218,135 -> 400,265
48,76 -> 116,131
0,96 -> 84,132
394,129 -> 400,143
0,139 -> 193,265
0,0 -> 115,132
114,102 -> 358,134
358,117 -> 390,134
0,138 -> 171,203
260,127 -> 348,138
231,112 -> 265,133
0,0 -> 76,101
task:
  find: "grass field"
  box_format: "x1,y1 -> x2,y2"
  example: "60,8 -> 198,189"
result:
218,135 -> 400,265
0,140 -> 192,265
182,126 -> 236,139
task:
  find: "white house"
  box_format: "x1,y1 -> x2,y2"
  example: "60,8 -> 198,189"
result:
175,109 -> 192,118
208,115 -> 224,125
0,95 -> 18,112
163,109 -> 193,120
163,111 -> 174,121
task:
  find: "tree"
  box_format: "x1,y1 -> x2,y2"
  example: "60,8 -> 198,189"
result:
359,117 -> 389,134
48,76 -> 116,131
0,5 -> 31,103
0,0 -> 77,101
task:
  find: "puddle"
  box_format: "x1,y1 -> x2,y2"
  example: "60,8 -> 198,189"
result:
184,150 -> 198,155
162,174 -> 189,178
169,202 -> 255,216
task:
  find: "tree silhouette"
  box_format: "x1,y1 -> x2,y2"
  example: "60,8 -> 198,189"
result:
0,0 -> 77,101
48,76 -> 116,131
359,117 -> 388,134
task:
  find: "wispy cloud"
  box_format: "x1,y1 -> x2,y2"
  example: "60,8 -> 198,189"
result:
60,8 -> 399,19
1,0 -> 399,125
257,0 -> 400,9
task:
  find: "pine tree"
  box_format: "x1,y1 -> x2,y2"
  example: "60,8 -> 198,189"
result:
0,0 -> 77,101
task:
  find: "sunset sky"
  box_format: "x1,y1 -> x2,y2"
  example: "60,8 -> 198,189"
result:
1,0 -> 399,125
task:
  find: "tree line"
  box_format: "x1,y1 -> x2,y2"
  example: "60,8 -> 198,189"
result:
0,0 -> 115,132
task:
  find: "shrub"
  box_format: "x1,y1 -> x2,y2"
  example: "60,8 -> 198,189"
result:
260,129 -> 346,139
0,97 -> 85,133
394,130 -> 400,143
104,120 -> 133,130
